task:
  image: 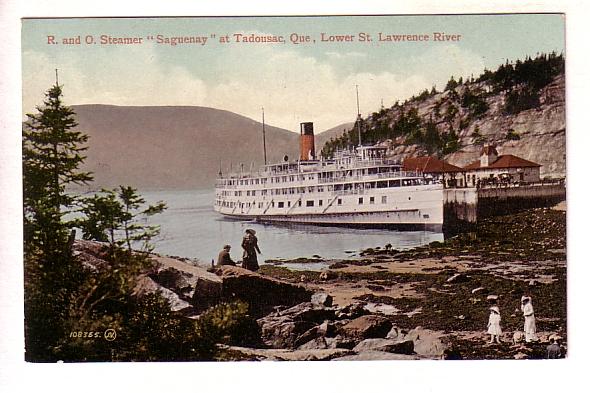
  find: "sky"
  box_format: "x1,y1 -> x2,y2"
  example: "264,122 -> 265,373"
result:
21,14 -> 564,132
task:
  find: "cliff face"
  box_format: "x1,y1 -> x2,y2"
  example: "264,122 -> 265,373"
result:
375,74 -> 565,178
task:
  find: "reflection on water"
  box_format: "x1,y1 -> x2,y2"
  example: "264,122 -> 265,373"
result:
143,189 -> 444,267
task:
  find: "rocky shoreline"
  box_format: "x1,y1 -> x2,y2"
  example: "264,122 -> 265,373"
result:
258,206 -> 567,360
73,205 -> 566,361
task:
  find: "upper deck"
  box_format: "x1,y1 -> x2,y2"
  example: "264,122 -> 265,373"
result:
215,145 -> 420,188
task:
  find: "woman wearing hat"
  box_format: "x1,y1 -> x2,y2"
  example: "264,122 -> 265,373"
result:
487,306 -> 502,344
241,229 -> 261,271
521,295 -> 538,342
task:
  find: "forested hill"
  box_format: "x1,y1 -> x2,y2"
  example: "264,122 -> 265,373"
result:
321,53 -> 565,178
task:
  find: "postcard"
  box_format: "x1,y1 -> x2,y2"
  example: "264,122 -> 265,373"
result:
19,14 -> 566,366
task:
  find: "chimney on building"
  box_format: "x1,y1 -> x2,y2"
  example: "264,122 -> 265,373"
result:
480,144 -> 499,167
300,122 -> 315,160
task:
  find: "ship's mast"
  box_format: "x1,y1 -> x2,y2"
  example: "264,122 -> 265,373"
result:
262,107 -> 267,165
356,85 -> 362,147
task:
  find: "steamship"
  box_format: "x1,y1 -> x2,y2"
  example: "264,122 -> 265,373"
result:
214,122 -> 444,230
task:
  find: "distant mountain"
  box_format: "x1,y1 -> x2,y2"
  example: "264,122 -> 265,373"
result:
72,105 -> 300,190
315,122 -> 355,152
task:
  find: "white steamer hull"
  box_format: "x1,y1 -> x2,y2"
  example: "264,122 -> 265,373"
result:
215,186 -> 443,231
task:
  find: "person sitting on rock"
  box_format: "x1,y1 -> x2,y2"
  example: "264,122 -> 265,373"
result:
487,306 -> 502,344
217,244 -> 236,267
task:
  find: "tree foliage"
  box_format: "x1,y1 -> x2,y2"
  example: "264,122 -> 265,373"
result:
23,84 -> 93,261
78,186 -> 166,254
23,82 -> 93,360
23,83 -> 238,362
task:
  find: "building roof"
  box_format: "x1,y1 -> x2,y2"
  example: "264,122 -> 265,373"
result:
463,154 -> 541,170
402,156 -> 463,173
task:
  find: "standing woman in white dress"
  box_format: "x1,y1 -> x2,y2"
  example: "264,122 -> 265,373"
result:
521,295 -> 538,342
487,306 -> 502,343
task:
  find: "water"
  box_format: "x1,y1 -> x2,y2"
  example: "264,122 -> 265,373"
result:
142,189 -> 444,268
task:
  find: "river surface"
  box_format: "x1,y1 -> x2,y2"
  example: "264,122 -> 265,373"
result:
141,189 -> 444,268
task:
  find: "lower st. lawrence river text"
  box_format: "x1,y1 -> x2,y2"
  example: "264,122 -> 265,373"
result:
46,31 -> 462,47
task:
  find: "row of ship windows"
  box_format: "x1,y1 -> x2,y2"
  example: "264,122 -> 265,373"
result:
218,179 -> 421,197
220,174 -> 315,186
217,195 -> 406,209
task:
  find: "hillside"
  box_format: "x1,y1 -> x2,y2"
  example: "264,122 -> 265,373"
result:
315,121 -> 355,152
322,53 -> 565,178
72,105 -> 301,190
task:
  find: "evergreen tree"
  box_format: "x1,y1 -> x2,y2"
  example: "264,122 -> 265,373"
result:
23,82 -> 93,361
78,186 -> 167,254
445,76 -> 458,91
23,83 -> 93,261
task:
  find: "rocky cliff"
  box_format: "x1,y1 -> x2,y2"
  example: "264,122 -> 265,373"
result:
392,75 -> 565,178
321,68 -> 565,179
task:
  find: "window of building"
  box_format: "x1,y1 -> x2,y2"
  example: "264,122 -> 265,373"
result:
381,195 -> 387,204
298,200 -> 302,207
278,201 -> 284,208
358,197 -> 364,205
370,196 -> 375,204
288,201 -> 291,207
337,198 -> 342,205
319,200 -> 323,206
306,200 -> 314,207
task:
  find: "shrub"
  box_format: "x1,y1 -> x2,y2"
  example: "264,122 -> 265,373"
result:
506,129 -> 521,141
196,300 -> 262,348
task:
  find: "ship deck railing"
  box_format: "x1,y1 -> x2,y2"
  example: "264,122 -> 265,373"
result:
318,171 -> 421,183
216,170 -> 424,188
216,159 -> 404,180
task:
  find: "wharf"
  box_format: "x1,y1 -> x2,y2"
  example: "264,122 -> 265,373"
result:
443,180 -> 566,232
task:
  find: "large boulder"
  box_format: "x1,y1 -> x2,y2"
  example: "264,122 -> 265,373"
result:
72,240 -> 111,272
353,338 -> 414,355
220,345 -> 352,361
339,315 -> 393,340
134,275 -> 191,312
219,266 -> 312,317
257,302 -> 337,349
191,277 -> 223,312
149,266 -> 195,299
325,335 -> 357,350
336,301 -> 369,319
404,327 -> 449,358
333,351 -> 420,361
150,256 -> 223,311
297,336 -> 329,350
311,293 -> 333,307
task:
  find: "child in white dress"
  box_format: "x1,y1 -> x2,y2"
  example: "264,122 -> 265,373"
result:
487,306 -> 502,343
